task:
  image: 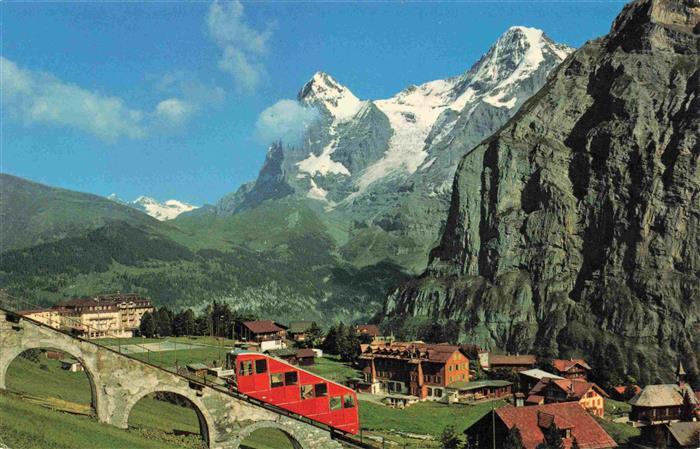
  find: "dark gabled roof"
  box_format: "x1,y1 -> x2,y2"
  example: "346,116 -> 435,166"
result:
629,383 -> 698,407
496,403 -> 617,449
296,348 -> 316,358
362,342 -> 463,363
667,421 -> 700,447
288,321 -> 314,333
242,320 -> 285,334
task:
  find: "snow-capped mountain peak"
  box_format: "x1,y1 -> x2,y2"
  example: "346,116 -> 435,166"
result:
107,194 -> 198,220
298,72 -> 363,123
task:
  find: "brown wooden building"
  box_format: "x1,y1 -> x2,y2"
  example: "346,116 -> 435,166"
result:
527,378 -> 608,417
358,342 -> 470,401
551,359 -> 591,380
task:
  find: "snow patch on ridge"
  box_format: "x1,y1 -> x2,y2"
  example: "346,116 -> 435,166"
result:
297,135 -> 351,177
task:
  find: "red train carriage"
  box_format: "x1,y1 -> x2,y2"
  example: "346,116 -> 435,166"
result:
226,351 -> 359,434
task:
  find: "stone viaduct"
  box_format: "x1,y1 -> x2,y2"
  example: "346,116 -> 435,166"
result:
0,308 -> 345,449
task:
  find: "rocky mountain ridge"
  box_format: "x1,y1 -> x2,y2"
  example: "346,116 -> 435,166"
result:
218,27 -> 574,271
386,0 -> 700,383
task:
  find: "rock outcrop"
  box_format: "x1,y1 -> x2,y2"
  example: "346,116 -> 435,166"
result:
386,0 -> 699,383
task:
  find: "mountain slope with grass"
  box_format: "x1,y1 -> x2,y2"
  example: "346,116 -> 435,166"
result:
0,174 -> 159,252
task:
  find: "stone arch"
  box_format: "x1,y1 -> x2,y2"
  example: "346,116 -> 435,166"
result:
232,420 -> 307,449
121,385 -> 216,446
0,340 -> 101,412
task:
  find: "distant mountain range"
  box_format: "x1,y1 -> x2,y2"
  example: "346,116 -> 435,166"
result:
0,26 -> 571,324
107,194 -> 198,221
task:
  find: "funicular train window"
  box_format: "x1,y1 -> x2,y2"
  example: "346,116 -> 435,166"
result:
240,360 -> 253,376
284,371 -> 298,386
270,373 -> 284,388
314,383 -> 328,397
300,384 -> 314,399
343,395 -> 355,408
330,396 -> 342,411
255,359 -> 267,374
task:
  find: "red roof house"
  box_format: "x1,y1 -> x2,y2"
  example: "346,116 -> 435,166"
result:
528,378 -> 608,417
466,402 -> 617,449
552,359 -> 591,380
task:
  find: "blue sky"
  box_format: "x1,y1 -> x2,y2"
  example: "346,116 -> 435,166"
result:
2,1 -> 624,205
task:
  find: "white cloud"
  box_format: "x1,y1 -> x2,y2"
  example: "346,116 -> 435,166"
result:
1,56 -> 146,140
206,0 -> 272,93
155,98 -> 192,124
256,99 -> 319,146
157,71 -> 225,107
218,47 -> 261,94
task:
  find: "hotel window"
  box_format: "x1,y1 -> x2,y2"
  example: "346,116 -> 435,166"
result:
435,389 -> 442,398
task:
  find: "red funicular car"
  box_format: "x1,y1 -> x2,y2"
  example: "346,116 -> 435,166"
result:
226,350 -> 359,434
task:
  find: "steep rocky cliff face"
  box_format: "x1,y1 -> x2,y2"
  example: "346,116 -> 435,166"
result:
386,0 -> 699,383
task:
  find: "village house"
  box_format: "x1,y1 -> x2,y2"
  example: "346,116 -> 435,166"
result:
287,321 -> 314,342
527,378 -> 608,417
484,353 -> 537,372
354,324 -> 381,343
519,368 -> 564,393
465,402 -> 618,449
20,294 -> 153,338
630,363 -> 699,428
266,348 -> 316,366
235,320 -> 287,351
358,342 -> 470,401
551,358 -> 591,380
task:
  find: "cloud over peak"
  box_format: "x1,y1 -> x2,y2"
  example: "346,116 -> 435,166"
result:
256,99 -> 319,146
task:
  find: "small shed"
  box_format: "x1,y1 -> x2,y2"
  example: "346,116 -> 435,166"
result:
296,348 -> 316,366
60,359 -> 84,372
382,393 -> 420,409
186,363 -> 209,377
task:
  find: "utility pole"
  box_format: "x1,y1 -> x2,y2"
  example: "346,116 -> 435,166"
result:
491,399 -> 496,449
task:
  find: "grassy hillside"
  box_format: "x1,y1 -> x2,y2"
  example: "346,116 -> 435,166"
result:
0,175 -> 407,322
0,173 -> 157,252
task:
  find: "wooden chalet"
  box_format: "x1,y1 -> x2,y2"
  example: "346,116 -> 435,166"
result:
465,402 -> 617,449
358,342 -> 470,401
630,362 -> 699,426
527,378 -> 608,417
236,320 -> 287,351
287,321 -> 314,342
551,358 -> 591,380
